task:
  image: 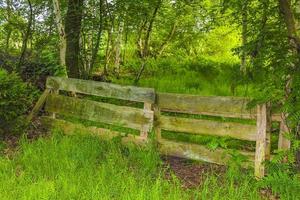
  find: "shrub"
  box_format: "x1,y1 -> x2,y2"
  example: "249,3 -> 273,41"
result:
0,69 -> 37,135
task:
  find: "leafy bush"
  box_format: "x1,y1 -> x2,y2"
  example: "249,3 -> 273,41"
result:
0,69 -> 37,135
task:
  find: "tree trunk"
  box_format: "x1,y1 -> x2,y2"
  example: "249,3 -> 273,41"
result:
279,0 -> 300,53
18,0 -> 33,69
5,0 -> 12,53
240,0 -> 248,73
279,0 -> 300,169
134,0 -> 162,83
90,0 -> 104,76
65,0 -> 84,78
52,0 -> 66,67
114,21 -> 123,78
157,22 -> 177,57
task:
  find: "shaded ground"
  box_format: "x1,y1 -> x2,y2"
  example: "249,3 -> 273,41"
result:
162,156 -> 279,199
162,155 -> 226,188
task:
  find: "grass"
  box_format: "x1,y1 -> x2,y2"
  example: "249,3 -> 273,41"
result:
113,70 -> 255,97
1,65 -> 298,199
0,128 -> 187,200
0,126 -> 299,199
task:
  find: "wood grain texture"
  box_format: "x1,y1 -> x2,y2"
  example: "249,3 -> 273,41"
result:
159,116 -> 257,141
157,92 -> 255,119
45,94 -> 153,131
140,102 -> 153,138
41,117 -> 148,145
27,89 -> 51,121
46,76 -> 155,103
255,104 -> 268,179
153,104 -> 161,140
278,113 -> 291,150
159,139 -> 255,166
41,116 -> 123,139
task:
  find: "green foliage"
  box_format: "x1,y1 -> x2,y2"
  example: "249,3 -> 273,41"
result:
0,69 -> 37,135
1,126 -> 300,199
0,129 -> 187,199
259,170 -> 300,200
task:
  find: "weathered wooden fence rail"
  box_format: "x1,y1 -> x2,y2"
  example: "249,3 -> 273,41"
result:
29,76 -> 291,178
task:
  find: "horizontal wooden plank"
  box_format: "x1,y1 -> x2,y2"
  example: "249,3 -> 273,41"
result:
45,94 -> 153,131
157,92 -> 256,119
157,93 -> 281,121
159,116 -> 257,141
41,117 -> 148,145
41,116 -> 123,139
46,76 -> 155,103
159,139 -> 255,166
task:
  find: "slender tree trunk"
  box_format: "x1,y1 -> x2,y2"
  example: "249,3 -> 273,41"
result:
122,22 -> 129,64
104,29 -> 112,76
114,21 -> 123,78
18,0 -> 33,69
5,31 -> 11,53
279,0 -> 300,53
5,0 -> 12,53
90,0 -> 104,76
240,0 -> 248,73
134,0 -> 162,84
52,0 -> 66,67
157,22 -> 176,57
279,0 -> 300,169
65,0 -> 84,78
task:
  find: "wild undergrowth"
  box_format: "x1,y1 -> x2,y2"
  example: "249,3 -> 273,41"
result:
0,127 -> 299,199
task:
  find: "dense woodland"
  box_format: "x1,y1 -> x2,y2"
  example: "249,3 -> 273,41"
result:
1,0 -> 300,199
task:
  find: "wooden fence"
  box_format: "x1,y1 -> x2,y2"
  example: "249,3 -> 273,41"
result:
28,76 -> 291,178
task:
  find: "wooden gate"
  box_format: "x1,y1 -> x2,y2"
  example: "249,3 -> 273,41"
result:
28,76 -> 291,178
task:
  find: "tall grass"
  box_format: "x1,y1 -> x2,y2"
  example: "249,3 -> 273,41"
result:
0,129 -> 188,200
114,70 -> 254,97
0,127 -> 299,199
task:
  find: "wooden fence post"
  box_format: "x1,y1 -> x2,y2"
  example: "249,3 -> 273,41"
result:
255,103 -> 271,178
153,104 -> 161,140
278,113 -> 291,150
51,89 -> 59,119
140,102 -> 152,139
266,103 -> 272,160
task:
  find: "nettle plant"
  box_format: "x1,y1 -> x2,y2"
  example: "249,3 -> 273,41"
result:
0,69 -> 37,135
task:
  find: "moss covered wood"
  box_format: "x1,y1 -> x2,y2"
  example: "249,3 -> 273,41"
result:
45,94 -> 153,131
254,104 -> 269,179
42,117 -> 148,145
159,139 -> 255,166
157,93 -> 281,121
27,89 -> 50,121
278,113 -> 291,150
140,102 -> 153,138
160,116 -> 257,141
46,76 -> 155,103
157,92 -> 255,119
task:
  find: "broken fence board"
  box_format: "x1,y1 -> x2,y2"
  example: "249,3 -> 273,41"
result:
159,139 -> 254,166
160,115 -> 257,141
45,94 -> 153,131
46,76 -> 155,103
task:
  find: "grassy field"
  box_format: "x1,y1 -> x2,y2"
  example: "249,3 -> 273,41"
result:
0,126 -> 299,200
113,68 -> 255,97
0,68 -> 299,200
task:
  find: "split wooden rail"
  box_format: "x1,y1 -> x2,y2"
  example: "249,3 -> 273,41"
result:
29,76 -> 291,178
